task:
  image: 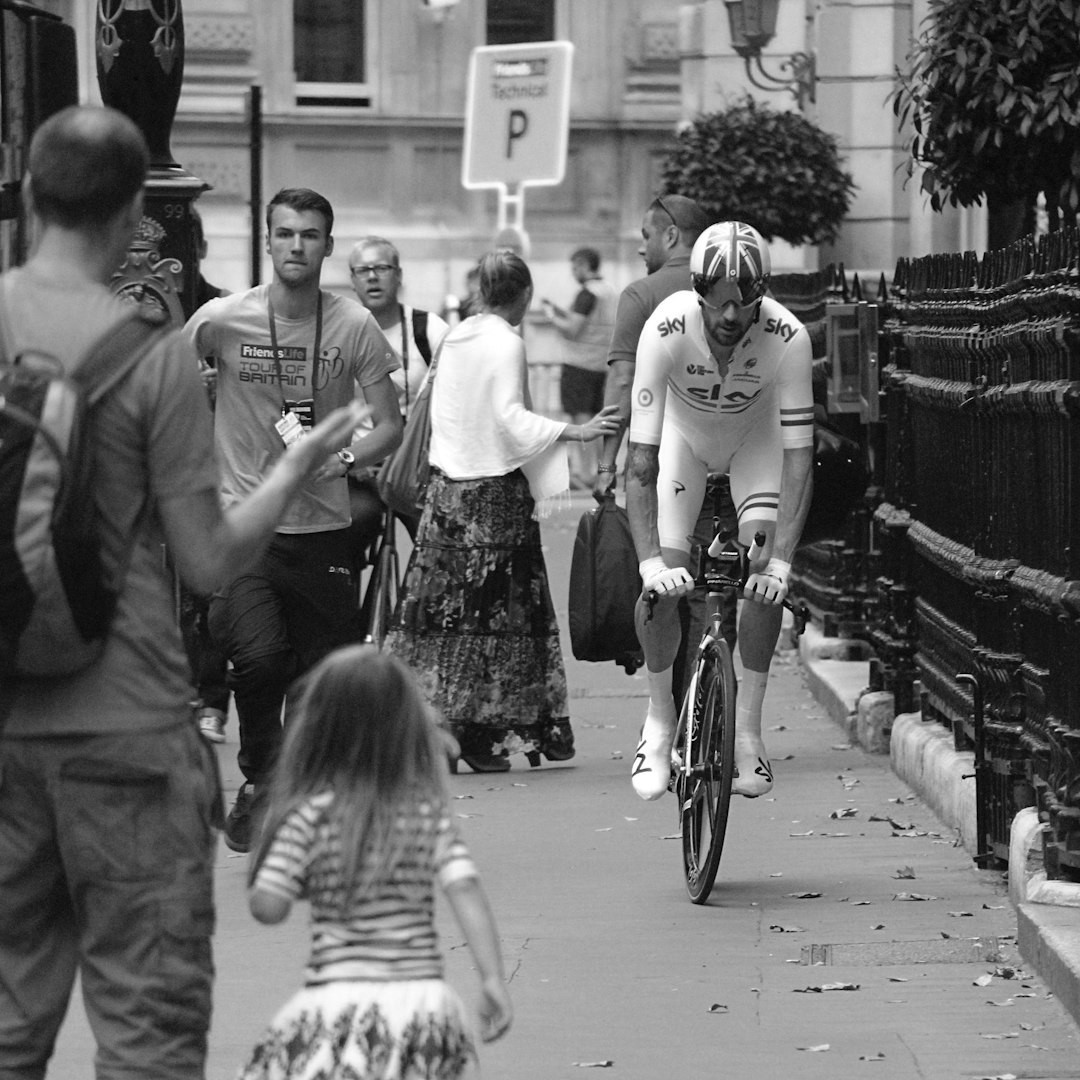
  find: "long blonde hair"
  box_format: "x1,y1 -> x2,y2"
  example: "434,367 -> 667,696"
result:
250,646 -> 449,911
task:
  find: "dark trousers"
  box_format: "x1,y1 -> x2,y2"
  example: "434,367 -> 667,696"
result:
179,587 -> 230,714
209,531 -> 360,785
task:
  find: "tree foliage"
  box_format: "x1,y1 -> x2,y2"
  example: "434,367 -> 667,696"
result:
659,96 -> 855,246
892,0 -> 1080,216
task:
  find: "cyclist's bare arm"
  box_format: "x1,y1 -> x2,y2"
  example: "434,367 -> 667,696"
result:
771,444 -> 814,565
625,439 -> 661,564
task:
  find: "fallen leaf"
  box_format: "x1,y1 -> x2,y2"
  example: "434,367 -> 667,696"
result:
707,1003 -> 729,1013
849,899 -> 871,906
661,833 -> 681,840
594,827 -> 612,832
610,751 -> 623,760
987,999 -> 1015,1007
770,724 -> 787,731
947,911 -> 974,917
993,966 -> 1020,980
797,1044 -> 831,1052
769,872 -> 784,878
769,924 -> 806,933
892,891 -> 939,901
940,931 -> 952,939
775,753 -> 795,761
788,891 -> 822,899
794,982 -> 860,993
789,830 -> 814,837
453,794 -> 474,800
859,1052 -> 886,1061
831,744 -> 853,751
623,817 -> 638,822
830,808 -> 858,819
979,1032 -> 1019,1040
893,865 -> 916,879
573,1061 -> 614,1068
887,976 -> 909,983
983,903 -> 1006,910
973,974 -> 994,987
871,923 -> 886,930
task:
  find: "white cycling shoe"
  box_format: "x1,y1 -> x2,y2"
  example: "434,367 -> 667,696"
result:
631,714 -> 675,801
732,734 -> 773,798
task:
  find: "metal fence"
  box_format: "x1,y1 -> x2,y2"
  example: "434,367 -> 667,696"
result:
795,232 -> 1080,879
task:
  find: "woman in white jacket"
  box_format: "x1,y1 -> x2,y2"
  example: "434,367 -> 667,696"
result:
387,249 -> 619,772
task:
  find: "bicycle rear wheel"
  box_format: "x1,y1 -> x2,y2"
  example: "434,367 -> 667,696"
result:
360,541 -> 399,650
680,639 -> 737,904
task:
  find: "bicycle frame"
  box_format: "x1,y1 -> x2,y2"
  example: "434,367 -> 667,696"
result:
359,507 -> 401,649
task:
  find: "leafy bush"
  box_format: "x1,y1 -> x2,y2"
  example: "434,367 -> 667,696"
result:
660,95 -> 856,246
892,0 -> 1080,217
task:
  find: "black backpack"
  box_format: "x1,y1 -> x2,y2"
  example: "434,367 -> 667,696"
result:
0,299 -> 164,681
568,493 -> 644,674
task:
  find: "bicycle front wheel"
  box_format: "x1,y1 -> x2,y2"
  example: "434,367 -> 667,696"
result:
680,639 -> 737,904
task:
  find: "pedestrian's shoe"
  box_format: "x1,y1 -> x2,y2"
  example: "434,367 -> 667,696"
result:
732,734 -> 773,797
631,713 -> 675,801
223,782 -> 262,853
458,727 -> 511,774
531,719 -> 575,765
198,708 -> 226,744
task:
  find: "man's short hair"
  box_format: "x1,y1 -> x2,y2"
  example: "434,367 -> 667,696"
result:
27,106 -> 148,229
648,194 -> 710,247
266,188 -> 334,237
571,247 -> 600,273
350,235 -> 400,268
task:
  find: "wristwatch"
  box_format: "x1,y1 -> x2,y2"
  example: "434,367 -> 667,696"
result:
337,449 -> 355,471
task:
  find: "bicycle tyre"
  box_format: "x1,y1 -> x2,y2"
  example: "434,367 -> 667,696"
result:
361,543 -> 398,650
680,638 -> 737,904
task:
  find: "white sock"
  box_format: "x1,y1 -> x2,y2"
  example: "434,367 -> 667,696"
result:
632,668 -> 677,800
733,669 -> 773,796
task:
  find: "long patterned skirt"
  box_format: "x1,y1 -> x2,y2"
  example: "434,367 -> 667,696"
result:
237,978 -> 479,1080
386,468 -> 572,762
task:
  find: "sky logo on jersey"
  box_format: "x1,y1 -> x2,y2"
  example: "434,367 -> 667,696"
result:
744,356 -> 758,370
686,363 -> 710,376
657,315 -> 686,338
764,317 -> 798,342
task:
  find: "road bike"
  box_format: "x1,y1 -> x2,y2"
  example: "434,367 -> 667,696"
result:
357,506 -> 403,649
670,529 -> 807,904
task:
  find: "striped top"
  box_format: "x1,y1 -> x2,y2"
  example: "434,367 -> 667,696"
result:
253,790 -> 477,983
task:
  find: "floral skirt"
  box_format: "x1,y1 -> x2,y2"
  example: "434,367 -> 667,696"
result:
386,468 -> 570,758
236,978 -> 479,1080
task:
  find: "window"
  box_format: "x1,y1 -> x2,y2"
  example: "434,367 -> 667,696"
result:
486,0 -> 554,45
294,0 -> 369,106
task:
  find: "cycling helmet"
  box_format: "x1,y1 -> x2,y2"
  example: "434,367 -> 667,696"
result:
690,221 -> 771,305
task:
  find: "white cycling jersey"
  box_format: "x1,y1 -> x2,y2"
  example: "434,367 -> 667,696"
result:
630,290 -> 814,553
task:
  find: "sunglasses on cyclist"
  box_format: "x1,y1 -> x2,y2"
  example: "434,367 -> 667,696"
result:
691,272 -> 767,308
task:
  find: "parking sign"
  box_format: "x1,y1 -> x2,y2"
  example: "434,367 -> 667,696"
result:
462,41 -> 574,189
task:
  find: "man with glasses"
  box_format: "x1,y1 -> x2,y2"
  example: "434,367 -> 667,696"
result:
346,237 -> 450,547
185,189 -> 402,852
625,221 -> 815,802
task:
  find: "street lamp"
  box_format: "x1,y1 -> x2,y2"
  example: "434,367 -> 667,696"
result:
724,0 -> 815,110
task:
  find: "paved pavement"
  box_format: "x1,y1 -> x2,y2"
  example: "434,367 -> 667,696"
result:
50,494 -> 1079,1078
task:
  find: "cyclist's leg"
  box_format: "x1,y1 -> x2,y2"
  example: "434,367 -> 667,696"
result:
631,431 -> 706,801
729,426 -> 784,797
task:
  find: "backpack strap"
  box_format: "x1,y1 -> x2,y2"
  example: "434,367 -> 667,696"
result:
411,307 -> 433,366
75,312 -> 169,405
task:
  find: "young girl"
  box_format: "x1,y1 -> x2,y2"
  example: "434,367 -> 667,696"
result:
238,645 -> 512,1079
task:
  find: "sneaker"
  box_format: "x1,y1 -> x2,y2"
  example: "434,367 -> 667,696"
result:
631,713 -> 675,801
223,783 -> 262,853
732,735 -> 773,797
198,708 -> 226,744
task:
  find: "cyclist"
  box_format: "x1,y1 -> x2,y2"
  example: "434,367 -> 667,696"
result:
625,221 -> 815,801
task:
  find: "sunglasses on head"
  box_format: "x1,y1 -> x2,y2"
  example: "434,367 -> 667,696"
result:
691,272 -> 767,308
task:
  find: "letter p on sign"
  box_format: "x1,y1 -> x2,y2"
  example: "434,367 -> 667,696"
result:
462,41 -> 573,189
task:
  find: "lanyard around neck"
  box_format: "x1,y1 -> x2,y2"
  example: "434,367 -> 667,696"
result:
398,304 -> 410,413
267,291 -> 323,419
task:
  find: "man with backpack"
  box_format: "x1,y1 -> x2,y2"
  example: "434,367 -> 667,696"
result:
346,234 -> 450,547
0,105 -> 365,1080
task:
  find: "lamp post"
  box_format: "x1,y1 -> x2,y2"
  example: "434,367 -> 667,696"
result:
724,0 -> 815,110
96,0 -> 207,323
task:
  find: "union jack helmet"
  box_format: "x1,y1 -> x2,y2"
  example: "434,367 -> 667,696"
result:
690,221 -> 771,305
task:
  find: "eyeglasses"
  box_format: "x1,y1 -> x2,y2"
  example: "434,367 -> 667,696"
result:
653,195 -> 680,233
691,272 -> 767,308
350,263 -> 397,277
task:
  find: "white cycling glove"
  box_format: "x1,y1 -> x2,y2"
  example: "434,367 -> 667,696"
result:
745,557 -> 792,604
639,557 -> 695,597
